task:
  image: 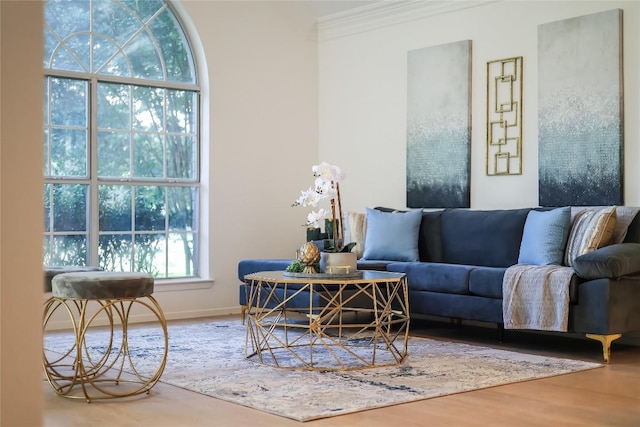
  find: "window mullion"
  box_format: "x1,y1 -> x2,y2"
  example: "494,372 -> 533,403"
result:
45,70 -> 199,92
89,77 -> 100,267
130,84 -> 137,271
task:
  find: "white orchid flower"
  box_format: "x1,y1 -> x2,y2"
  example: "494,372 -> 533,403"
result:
294,186 -> 327,208
293,162 -> 347,251
314,177 -> 333,195
306,209 -> 330,228
312,162 -> 344,183
312,162 -> 331,178
329,164 -> 345,182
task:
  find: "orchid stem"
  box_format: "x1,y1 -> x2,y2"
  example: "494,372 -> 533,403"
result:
335,182 -> 344,250
330,196 -> 338,249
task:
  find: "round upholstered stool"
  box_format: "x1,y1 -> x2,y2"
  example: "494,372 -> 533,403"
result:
43,271 -> 168,402
44,266 -> 103,292
42,266 -> 103,390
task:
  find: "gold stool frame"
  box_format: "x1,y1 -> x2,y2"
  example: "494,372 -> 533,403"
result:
43,295 -> 168,402
244,271 -> 409,371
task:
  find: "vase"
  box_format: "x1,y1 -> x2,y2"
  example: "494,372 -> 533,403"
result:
325,218 -> 339,239
306,227 -> 321,242
320,252 -> 357,275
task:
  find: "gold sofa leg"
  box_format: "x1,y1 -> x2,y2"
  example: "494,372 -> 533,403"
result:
241,305 -> 247,325
586,333 -> 621,363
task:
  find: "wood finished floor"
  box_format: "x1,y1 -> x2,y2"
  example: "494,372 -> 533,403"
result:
43,315 -> 640,427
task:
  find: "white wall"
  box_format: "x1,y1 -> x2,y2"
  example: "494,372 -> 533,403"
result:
0,1 -> 45,425
141,1 -> 320,321
318,1 -> 640,212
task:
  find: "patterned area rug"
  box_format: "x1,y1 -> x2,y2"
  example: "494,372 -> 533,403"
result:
44,319 -> 602,422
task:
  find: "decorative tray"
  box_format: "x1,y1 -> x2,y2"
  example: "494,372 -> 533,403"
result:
282,270 -> 364,279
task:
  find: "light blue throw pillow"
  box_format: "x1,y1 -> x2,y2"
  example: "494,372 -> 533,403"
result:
518,207 -> 571,265
362,208 -> 422,262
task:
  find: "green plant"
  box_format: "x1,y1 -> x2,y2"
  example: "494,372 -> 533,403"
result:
323,240 -> 357,253
285,259 -> 304,273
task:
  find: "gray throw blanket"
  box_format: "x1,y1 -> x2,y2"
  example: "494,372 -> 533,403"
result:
502,264 -> 575,332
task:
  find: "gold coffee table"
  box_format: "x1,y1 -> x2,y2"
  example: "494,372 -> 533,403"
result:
243,270 -> 409,371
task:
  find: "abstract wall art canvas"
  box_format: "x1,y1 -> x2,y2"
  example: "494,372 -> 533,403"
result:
406,40 -> 471,208
538,9 -> 623,207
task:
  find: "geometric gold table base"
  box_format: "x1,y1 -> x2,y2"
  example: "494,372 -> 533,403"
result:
43,295 -> 168,402
244,271 -> 409,371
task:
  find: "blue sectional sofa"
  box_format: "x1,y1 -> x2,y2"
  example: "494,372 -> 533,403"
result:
238,207 -> 640,361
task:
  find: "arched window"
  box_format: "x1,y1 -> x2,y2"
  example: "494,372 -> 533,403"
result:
43,0 -> 200,279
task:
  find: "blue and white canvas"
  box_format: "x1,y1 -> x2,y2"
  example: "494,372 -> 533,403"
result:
406,40 -> 471,208
538,9 -> 623,207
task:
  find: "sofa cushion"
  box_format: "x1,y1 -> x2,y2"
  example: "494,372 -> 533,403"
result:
386,262 -> 472,295
518,207 -> 571,265
239,281 -> 347,308
622,210 -> 640,243
468,267 -> 506,299
408,290 -> 504,324
418,210 -> 444,262
440,208 -> 531,268
468,265 -> 580,303
356,259 -> 394,271
564,206 -> 617,267
238,259 -> 293,281
362,208 -> 422,262
572,243 -> 640,280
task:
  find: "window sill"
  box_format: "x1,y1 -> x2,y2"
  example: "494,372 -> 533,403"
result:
154,278 -> 214,292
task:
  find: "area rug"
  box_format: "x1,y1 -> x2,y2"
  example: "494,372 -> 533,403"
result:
44,319 -> 602,422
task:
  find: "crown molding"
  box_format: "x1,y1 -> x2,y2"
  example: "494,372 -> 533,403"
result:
317,0 -> 500,41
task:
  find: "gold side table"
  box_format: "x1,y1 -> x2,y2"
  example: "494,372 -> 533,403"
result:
243,270 -> 409,371
43,272 -> 168,402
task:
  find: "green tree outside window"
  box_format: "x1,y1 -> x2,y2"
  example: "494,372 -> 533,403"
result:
43,0 -> 200,279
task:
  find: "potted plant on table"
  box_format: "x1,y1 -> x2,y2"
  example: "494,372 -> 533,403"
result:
290,162 -> 357,274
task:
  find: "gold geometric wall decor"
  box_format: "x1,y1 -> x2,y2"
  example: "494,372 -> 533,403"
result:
486,56 -> 523,175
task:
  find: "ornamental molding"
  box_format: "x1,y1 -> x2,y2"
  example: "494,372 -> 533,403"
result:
316,0 -> 500,41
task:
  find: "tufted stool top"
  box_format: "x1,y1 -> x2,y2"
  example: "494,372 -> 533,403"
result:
44,266 -> 103,292
52,271 -> 154,300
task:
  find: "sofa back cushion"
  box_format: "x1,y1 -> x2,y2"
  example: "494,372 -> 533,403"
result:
375,207 -> 444,263
440,208 -> 531,267
622,209 -> 640,243
418,210 -> 444,262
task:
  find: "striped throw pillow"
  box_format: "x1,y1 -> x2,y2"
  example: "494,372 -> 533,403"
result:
346,211 -> 367,259
564,207 -> 617,267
